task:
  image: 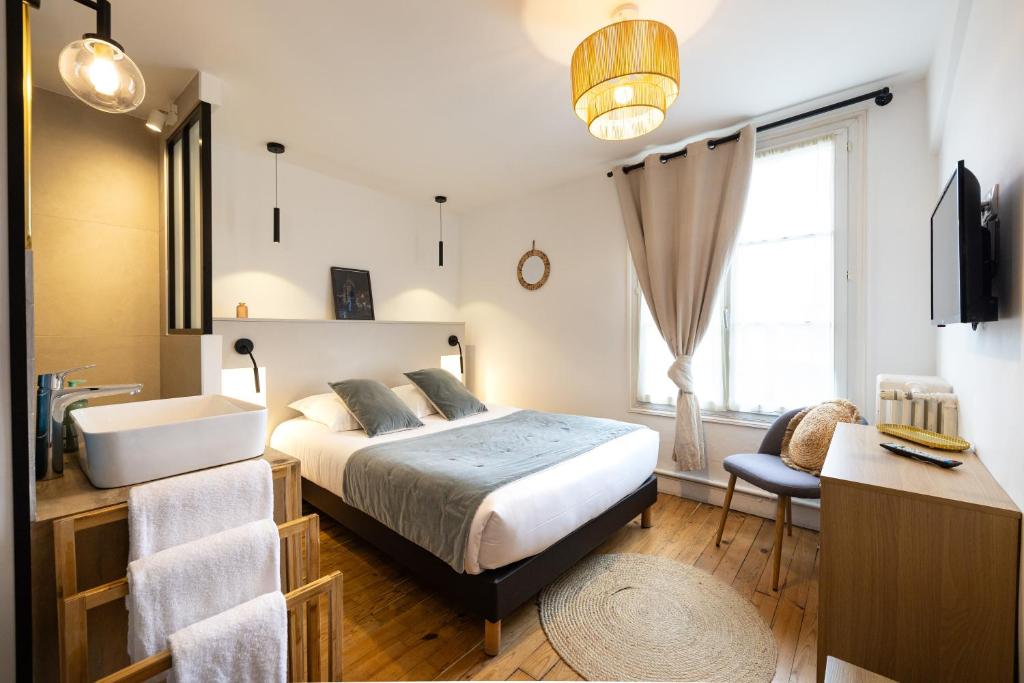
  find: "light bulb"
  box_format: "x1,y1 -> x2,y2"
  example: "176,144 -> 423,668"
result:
88,55 -> 120,96
58,37 -> 146,113
613,85 -> 634,105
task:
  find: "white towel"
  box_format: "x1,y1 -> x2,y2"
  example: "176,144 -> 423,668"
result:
167,591 -> 287,683
128,459 -> 273,561
127,519 -> 280,662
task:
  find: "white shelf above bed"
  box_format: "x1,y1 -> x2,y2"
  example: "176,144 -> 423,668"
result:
213,317 -> 465,326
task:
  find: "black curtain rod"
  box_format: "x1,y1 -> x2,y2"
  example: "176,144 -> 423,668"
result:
608,86 -> 893,177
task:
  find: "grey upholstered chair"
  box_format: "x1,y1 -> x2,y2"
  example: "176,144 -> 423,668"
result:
714,408 -> 816,592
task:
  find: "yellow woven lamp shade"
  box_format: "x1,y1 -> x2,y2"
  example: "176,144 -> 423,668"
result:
571,19 -> 679,141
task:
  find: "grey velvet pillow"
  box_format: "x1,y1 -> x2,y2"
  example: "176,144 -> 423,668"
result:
403,368 -> 487,420
329,379 -> 423,437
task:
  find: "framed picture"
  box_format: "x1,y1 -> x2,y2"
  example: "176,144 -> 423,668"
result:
331,267 -> 375,320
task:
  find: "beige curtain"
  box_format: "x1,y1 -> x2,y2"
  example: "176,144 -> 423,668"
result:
614,125 -> 755,470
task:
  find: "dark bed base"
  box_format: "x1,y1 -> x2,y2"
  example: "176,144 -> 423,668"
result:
302,474 -> 658,654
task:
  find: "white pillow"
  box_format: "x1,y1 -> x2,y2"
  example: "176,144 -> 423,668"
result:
287,393 -> 359,432
391,384 -> 437,418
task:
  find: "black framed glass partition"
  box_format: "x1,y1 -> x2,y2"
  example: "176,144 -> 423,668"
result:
166,102 -> 212,333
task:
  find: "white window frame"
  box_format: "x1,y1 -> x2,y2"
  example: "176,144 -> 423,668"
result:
626,112 -> 867,426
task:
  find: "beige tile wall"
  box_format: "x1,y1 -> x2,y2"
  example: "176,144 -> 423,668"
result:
32,88 -> 161,403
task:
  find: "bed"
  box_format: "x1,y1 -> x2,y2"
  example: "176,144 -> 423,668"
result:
271,404 -> 659,654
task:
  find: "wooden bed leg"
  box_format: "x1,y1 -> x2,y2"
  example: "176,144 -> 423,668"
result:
484,619 -> 501,656
640,506 -> 653,528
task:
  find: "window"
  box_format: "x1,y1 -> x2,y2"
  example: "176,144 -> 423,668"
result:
166,103 -> 213,334
631,120 -> 860,419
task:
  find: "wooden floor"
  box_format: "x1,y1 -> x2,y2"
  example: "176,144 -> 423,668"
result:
312,492 -> 820,682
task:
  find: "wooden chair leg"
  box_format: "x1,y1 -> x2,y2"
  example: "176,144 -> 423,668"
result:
786,497 -> 793,536
715,474 -> 737,547
640,506 -> 653,528
484,619 -> 501,656
772,495 -> 787,591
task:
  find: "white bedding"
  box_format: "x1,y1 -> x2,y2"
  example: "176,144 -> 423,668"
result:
270,405 -> 659,574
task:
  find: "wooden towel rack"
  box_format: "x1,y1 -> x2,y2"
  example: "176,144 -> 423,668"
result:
57,513 -> 339,682
95,571 -> 343,683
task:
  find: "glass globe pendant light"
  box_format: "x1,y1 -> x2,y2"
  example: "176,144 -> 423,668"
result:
570,4 -> 679,141
58,0 -> 145,114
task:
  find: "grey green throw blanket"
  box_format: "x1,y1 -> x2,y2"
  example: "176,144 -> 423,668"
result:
341,410 -> 642,571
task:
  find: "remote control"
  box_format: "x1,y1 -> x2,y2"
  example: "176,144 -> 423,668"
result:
879,442 -> 962,469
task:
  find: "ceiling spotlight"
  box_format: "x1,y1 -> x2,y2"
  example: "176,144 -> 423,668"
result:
58,0 -> 146,114
145,104 -> 178,133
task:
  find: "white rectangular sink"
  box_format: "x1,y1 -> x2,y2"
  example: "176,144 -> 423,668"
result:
72,394 -> 267,488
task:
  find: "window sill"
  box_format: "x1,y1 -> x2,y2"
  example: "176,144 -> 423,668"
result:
628,405 -> 776,429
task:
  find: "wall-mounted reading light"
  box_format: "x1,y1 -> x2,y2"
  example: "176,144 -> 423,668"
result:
448,334 -> 463,375
268,142 -> 285,242
145,103 -> 178,133
435,195 -> 447,267
57,0 -> 146,114
233,338 -> 261,393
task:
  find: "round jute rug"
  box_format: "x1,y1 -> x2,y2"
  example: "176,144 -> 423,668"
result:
539,553 -> 777,682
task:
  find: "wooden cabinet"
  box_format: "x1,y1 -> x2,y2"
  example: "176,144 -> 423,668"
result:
818,424 -> 1020,682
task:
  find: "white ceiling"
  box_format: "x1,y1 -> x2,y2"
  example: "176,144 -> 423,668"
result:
30,0 -> 947,210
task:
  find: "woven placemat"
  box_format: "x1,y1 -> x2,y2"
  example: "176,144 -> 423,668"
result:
539,553 -> 776,682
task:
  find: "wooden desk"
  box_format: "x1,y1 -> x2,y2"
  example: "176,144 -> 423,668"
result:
818,424 -> 1020,682
31,449 -> 300,683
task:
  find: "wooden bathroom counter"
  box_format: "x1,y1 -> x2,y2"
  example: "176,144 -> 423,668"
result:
35,449 -> 300,522
31,449 -> 301,683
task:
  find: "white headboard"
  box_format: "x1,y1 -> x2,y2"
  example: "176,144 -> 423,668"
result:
213,318 -> 466,433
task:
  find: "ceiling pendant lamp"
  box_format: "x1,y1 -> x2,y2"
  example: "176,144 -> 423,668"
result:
268,142 -> 285,242
435,196 -> 447,267
570,3 -> 679,141
58,0 -> 146,114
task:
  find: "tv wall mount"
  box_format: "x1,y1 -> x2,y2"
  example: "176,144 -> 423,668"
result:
976,184 -> 1000,330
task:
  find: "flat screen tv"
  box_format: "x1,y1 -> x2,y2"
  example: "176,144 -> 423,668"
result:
930,160 -> 997,327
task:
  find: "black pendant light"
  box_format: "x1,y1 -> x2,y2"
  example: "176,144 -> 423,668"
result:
435,195 -> 447,267
268,142 -> 285,242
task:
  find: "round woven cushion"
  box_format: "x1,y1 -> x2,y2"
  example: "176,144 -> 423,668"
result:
781,399 -> 860,474
539,553 -> 776,681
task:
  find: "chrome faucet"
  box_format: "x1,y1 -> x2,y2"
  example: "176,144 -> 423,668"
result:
36,364 -> 95,480
39,377 -> 142,480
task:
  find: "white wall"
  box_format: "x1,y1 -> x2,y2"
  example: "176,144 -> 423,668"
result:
865,80 -> 939,391
212,125 -> 461,323
927,0 -> 1024,661
461,78 -> 937,526
930,0 -> 1024,512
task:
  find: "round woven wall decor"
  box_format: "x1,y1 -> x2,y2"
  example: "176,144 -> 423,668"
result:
540,553 -> 777,682
517,245 -> 550,290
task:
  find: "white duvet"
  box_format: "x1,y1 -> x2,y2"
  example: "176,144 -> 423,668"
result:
270,405 -> 659,574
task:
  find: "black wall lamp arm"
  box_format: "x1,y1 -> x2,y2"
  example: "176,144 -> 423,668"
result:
233,338 -> 260,393
69,0 -> 119,47
448,334 -> 463,374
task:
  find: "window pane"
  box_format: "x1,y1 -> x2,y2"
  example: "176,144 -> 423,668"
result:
172,137 -> 184,328
189,123 -> 202,328
637,293 -> 724,410
691,298 -> 724,410
728,135 -> 836,412
637,294 -> 677,406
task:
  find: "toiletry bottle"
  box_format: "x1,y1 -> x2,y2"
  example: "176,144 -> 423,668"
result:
62,379 -> 88,454
237,302 -> 249,319
35,374 -> 52,480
